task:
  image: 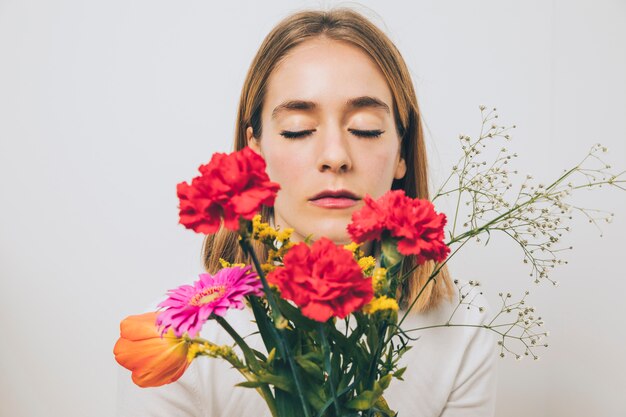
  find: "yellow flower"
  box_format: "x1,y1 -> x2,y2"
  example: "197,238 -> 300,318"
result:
252,214 -> 263,228
343,241 -> 360,253
276,242 -> 293,257
264,241 -> 295,267
218,258 -> 246,269
363,296 -> 399,314
188,342 -> 243,367
259,228 -> 277,241
252,214 -> 281,242
372,267 -> 387,293
186,343 -> 204,361
358,256 -> 376,275
276,228 -> 294,243
252,214 -> 269,238
343,241 -> 366,259
251,213 -> 295,246
267,248 -> 278,262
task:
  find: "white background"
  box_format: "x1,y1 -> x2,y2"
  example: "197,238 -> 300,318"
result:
1,1 -> 624,416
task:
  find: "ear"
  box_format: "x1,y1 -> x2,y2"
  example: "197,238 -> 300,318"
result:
394,156 -> 407,180
246,126 -> 261,155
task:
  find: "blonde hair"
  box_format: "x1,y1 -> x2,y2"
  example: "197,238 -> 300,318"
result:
202,7 -> 454,313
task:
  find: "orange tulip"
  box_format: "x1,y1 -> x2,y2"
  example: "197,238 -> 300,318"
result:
114,311 -> 192,387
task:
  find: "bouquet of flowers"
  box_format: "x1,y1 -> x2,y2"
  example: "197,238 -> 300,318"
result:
114,107 -> 624,416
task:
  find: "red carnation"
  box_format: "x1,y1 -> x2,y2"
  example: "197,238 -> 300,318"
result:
267,237 -> 374,322
347,190 -> 450,264
177,147 -> 280,234
346,194 -> 387,242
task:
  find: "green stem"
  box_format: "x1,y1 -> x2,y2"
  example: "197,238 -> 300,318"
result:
208,322 -> 279,417
400,323 -> 509,338
239,238 -> 312,417
366,320 -> 388,396
395,236 -> 471,332
215,316 -> 261,373
445,158 -> 581,248
315,378 -> 362,417
239,239 -> 287,329
319,323 -> 340,416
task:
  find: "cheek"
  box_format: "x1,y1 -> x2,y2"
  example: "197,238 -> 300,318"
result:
357,145 -> 399,194
262,143 -> 309,199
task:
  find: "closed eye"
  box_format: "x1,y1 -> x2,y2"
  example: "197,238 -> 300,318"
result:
280,129 -> 315,139
349,129 -> 385,138
279,129 -> 385,139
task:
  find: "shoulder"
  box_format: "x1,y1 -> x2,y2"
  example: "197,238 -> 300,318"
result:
384,279 -> 498,415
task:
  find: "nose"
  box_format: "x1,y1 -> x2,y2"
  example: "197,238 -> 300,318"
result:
316,127 -> 353,174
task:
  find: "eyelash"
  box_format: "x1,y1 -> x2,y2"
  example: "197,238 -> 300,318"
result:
280,129 -> 385,139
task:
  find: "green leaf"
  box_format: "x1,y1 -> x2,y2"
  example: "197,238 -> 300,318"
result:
373,380 -> 384,396
373,396 -> 396,417
275,388 -> 302,415
381,237 -> 403,267
367,322 -> 379,352
337,365 -> 356,392
301,383 -> 326,411
275,297 -> 317,331
266,347 -> 277,367
252,348 -> 267,362
235,380 -> 266,389
378,374 -> 393,390
294,356 -> 324,383
393,366 -> 407,381
346,390 -> 380,410
328,326 -> 355,354
249,296 -> 279,353
256,372 -> 293,393
300,350 -> 324,363
330,350 -> 341,386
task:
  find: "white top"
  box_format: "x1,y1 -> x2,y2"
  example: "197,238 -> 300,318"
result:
116,280 -> 498,417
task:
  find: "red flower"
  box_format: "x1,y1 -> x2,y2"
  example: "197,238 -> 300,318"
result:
347,190 -> 450,264
346,194 -> 387,242
267,237 -> 373,322
177,147 -> 281,233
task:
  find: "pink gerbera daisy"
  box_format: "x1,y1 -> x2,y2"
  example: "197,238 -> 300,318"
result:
156,265 -> 263,338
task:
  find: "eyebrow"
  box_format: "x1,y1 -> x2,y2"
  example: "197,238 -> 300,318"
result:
271,96 -> 390,119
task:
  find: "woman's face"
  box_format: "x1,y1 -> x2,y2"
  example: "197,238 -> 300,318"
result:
247,37 -> 406,246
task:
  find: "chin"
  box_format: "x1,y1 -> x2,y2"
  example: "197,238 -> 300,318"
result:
306,220 -> 351,245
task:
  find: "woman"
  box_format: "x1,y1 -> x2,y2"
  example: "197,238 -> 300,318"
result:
117,7 -> 497,416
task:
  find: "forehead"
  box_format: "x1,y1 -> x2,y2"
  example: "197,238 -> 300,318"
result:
264,38 -> 394,118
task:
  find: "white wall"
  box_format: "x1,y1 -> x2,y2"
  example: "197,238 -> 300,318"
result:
0,1 -> 624,416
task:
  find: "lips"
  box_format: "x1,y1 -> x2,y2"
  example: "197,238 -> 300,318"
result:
308,189 -> 361,209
